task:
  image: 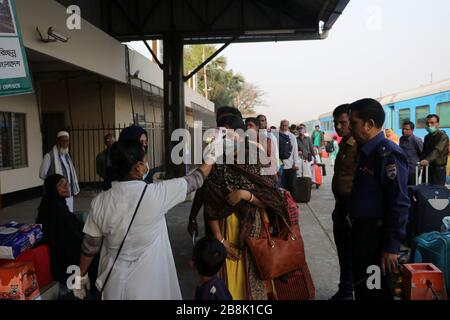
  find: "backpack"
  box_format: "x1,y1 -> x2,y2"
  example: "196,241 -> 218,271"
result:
325,141 -> 335,153
279,133 -> 293,160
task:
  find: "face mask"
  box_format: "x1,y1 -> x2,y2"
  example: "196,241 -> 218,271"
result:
142,162 -> 150,181
426,126 -> 437,134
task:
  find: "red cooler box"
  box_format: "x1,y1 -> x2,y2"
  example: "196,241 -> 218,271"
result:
0,245 -> 53,289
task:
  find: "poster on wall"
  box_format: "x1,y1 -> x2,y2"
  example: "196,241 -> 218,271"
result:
0,0 -> 33,97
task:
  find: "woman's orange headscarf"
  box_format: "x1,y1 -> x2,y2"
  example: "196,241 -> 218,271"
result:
385,128 -> 399,144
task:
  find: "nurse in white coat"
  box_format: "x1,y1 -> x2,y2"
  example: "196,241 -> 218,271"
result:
73,140 -> 215,300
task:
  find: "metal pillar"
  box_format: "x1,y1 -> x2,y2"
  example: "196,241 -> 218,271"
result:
163,32 -> 186,178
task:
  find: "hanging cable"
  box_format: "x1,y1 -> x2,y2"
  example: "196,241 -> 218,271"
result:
65,72 -> 75,129
98,76 -> 105,130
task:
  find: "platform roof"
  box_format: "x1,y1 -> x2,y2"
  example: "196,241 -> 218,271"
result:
56,0 -> 349,44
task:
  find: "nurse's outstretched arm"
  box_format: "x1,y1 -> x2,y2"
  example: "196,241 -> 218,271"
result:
184,163 -> 212,194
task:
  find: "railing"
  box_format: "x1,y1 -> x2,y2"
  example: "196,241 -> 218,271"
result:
43,123 -> 165,190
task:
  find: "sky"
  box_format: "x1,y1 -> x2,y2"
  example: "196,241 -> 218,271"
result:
129,0 -> 450,127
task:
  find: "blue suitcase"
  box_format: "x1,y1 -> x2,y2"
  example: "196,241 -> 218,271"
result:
407,164 -> 450,240
410,231 -> 450,296
408,185 -> 450,237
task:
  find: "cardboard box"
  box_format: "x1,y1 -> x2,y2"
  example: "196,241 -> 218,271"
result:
0,223 -> 43,260
0,261 -> 40,300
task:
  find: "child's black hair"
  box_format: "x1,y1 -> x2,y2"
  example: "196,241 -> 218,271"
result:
193,237 -> 227,277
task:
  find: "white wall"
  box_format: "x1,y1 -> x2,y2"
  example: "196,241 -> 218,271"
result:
128,47 -> 164,89
127,47 -> 215,113
184,85 -> 215,112
0,94 -> 43,194
15,0 -> 127,83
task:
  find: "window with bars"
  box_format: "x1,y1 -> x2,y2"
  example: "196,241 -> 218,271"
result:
415,105 -> 430,128
437,102 -> 450,128
0,112 -> 27,170
398,108 -> 411,128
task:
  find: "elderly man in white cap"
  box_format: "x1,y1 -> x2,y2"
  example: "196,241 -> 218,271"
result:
39,131 -> 80,212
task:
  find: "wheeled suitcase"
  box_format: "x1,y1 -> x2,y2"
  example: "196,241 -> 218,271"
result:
292,177 -> 312,203
407,165 -> 450,240
410,231 -> 450,297
312,164 -> 323,189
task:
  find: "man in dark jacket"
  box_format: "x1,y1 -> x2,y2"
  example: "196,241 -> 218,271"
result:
399,121 -> 423,185
96,133 -> 115,190
297,124 -> 314,162
419,114 -> 449,185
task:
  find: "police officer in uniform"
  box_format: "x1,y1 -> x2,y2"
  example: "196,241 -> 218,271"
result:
348,99 -> 410,300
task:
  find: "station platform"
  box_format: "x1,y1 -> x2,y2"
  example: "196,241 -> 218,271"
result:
0,164 -> 340,300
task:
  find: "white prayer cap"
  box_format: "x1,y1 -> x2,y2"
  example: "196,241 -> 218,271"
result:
56,131 -> 70,138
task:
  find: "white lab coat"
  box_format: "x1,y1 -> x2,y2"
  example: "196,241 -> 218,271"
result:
83,179 -> 187,300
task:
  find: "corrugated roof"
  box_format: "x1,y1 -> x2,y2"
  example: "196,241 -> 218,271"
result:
56,0 -> 350,43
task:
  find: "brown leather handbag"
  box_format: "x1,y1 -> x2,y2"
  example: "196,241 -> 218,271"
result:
246,214 -> 306,280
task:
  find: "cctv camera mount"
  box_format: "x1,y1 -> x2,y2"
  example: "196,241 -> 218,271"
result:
37,27 -> 69,43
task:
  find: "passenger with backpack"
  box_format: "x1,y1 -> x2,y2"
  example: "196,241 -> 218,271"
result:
278,120 -> 300,194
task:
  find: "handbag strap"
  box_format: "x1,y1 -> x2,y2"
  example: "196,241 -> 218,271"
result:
259,211 -> 297,247
101,184 -> 148,293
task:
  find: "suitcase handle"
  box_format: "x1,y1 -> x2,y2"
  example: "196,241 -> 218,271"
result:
415,162 -> 429,185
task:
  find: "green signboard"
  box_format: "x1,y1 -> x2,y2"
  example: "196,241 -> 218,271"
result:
0,0 -> 33,97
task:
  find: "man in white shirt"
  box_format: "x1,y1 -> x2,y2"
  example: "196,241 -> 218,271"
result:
39,131 -> 80,212
279,120 -> 300,193
257,114 -> 281,176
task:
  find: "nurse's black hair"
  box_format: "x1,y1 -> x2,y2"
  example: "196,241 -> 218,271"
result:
349,98 -> 385,129
110,140 -> 146,181
193,237 -> 227,277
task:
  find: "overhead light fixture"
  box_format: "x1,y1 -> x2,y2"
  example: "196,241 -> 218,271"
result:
37,27 -> 69,43
244,29 -> 296,36
318,21 -> 325,35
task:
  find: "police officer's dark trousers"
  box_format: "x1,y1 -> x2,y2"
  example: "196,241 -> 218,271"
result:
332,199 -> 353,296
351,218 -> 394,300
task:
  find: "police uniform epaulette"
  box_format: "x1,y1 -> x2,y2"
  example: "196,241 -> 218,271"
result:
376,140 -> 393,158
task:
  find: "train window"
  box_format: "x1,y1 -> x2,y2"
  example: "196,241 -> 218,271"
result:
415,105 -> 430,128
437,102 -> 450,128
398,109 -> 411,128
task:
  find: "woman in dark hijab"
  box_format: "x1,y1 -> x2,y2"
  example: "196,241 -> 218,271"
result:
37,174 -> 84,284
103,125 -> 151,189
118,125 -> 148,150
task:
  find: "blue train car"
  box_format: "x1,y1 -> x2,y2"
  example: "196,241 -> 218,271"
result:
379,79 -> 450,139
304,119 -> 319,136
318,112 -> 335,139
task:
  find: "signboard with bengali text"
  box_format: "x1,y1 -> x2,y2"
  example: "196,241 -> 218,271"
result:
0,0 -> 33,97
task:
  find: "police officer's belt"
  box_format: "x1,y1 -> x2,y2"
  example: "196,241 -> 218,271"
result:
347,216 -> 384,227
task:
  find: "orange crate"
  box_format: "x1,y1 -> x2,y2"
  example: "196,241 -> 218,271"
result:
402,263 -> 447,300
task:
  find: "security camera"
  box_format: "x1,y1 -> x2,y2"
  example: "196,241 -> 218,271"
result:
132,70 -> 141,78
48,27 -> 69,42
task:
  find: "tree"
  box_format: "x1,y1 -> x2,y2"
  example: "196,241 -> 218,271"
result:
234,82 -> 265,116
184,45 -> 264,112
